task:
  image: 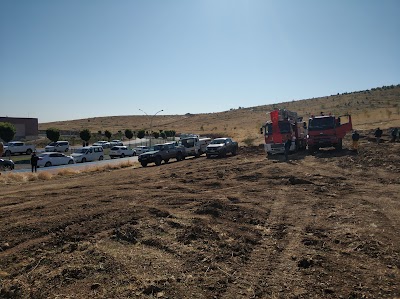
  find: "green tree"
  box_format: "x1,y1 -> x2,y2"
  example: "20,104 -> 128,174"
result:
137,130 -> 145,140
125,129 -> 133,145
104,130 -> 112,141
46,127 -> 60,142
152,131 -> 160,139
0,122 -> 16,143
80,129 -> 91,146
160,132 -> 166,140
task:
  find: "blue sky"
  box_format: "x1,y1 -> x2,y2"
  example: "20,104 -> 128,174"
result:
1,0 -> 399,123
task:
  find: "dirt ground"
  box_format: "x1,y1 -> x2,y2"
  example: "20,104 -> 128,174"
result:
1,134 -> 400,298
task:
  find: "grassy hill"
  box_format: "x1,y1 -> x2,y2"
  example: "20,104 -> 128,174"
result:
40,84 -> 400,144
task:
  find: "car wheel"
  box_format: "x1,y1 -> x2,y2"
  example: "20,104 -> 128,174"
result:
176,152 -> 183,161
219,150 -> 226,158
26,149 -> 32,155
155,156 -> 162,166
164,158 -> 169,164
99,156 -> 104,161
206,154 -> 211,159
133,152 -> 136,156
68,160 -> 74,164
121,153 -> 125,158
81,158 -> 87,163
45,161 -> 52,167
65,148 -> 69,152
141,162 -> 148,167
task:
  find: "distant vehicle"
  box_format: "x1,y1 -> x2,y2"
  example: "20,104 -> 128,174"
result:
3,141 -> 35,156
206,138 -> 238,158
93,141 -> 111,149
133,146 -> 150,156
71,146 -> 104,163
109,146 -> 134,158
138,142 -> 186,167
307,114 -> 352,152
110,140 -> 124,146
45,141 -> 70,153
0,159 -> 14,171
37,152 -> 75,167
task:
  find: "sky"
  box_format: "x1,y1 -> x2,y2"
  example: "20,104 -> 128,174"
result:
1,0 -> 399,123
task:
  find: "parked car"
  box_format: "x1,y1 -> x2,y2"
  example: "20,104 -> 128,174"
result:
0,159 -> 15,170
110,140 -> 124,146
71,146 -> 104,163
206,138 -> 238,158
133,146 -> 150,156
45,141 -> 70,152
93,141 -> 111,149
138,142 -> 185,167
109,146 -> 134,158
3,141 -> 35,156
37,152 -> 75,167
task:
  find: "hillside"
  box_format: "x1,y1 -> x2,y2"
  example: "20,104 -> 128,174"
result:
39,85 -> 400,144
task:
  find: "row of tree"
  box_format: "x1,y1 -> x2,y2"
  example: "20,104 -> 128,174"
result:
0,122 -> 176,145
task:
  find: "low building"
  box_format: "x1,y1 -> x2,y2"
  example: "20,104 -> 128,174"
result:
0,117 -> 38,140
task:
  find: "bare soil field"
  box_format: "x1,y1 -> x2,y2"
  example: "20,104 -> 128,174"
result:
1,133 -> 400,298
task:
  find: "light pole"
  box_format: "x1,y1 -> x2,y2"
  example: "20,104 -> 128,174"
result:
139,109 -> 163,147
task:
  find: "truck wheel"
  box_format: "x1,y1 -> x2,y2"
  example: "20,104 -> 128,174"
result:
164,158 -> 169,164
206,154 -> 211,159
155,156 -> 162,166
232,148 -> 237,156
219,150 -> 226,158
335,139 -> 343,151
26,149 -> 32,155
308,146 -> 316,154
141,162 -> 148,167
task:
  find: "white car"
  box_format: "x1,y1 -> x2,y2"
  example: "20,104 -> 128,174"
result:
109,146 -> 134,158
93,141 -> 111,149
110,140 -> 124,146
45,141 -> 70,152
37,152 -> 75,167
133,146 -> 150,156
71,146 -> 104,163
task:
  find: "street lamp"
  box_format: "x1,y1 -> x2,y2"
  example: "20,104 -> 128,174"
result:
139,109 -> 163,147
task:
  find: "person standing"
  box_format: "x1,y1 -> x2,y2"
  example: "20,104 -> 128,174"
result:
352,130 -> 360,152
391,128 -> 398,142
284,138 -> 292,161
30,152 -> 39,173
0,141 -> 3,157
374,127 -> 383,144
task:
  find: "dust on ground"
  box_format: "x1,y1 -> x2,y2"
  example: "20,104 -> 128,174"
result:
1,137 -> 400,298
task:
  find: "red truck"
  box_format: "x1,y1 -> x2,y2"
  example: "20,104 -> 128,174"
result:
307,114 -> 352,152
260,109 -> 307,156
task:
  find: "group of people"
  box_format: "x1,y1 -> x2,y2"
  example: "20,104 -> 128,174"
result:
351,127 -> 399,152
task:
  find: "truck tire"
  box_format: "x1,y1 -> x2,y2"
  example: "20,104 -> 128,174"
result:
335,139 -> 343,151
155,156 -> 162,166
164,158 -> 169,164
141,162 -> 148,167
26,149 -> 32,155
219,150 -> 226,158
232,148 -> 237,156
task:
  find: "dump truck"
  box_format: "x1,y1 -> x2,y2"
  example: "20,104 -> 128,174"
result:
307,113 -> 352,152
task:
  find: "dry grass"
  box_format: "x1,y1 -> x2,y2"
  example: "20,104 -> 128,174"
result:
0,161 -> 138,184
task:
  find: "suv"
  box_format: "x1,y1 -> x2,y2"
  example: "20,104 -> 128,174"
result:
45,141 -> 70,152
138,142 -> 186,167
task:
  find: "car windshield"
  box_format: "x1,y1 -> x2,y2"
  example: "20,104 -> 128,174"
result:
180,139 -> 195,148
309,117 -> 335,131
278,121 -> 291,134
211,139 -> 225,144
47,142 -> 56,146
38,154 -> 48,158
111,147 -> 119,150
74,148 -> 87,154
152,145 -> 164,151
